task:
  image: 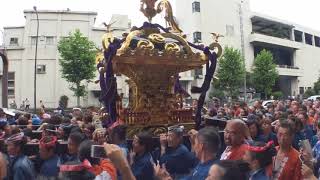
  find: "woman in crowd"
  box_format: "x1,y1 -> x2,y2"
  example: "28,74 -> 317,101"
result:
259,116 -> 278,144
246,120 -> 261,141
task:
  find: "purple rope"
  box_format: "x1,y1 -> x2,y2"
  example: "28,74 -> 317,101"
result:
195,51 -> 218,129
98,39 -> 122,124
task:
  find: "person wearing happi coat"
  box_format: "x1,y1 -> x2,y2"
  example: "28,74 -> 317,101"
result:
220,119 -> 247,160
271,121 -> 301,180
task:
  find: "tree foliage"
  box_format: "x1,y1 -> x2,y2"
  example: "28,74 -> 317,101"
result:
58,29 -> 97,106
209,78 -> 225,100
304,89 -> 316,98
216,47 -> 245,98
271,91 -> 284,100
245,71 -> 254,89
314,78 -> 320,94
252,49 -> 278,99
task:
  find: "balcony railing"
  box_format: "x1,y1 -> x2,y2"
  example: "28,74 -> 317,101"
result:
276,65 -> 303,77
277,65 -> 299,69
249,33 -> 301,50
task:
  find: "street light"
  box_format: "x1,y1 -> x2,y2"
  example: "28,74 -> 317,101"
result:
33,6 -> 39,114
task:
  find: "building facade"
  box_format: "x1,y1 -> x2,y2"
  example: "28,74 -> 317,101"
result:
176,0 -> 320,99
2,0 -> 320,108
0,10 -> 131,108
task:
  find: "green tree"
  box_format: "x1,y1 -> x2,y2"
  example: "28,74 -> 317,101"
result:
209,78 -> 225,100
216,47 -> 245,98
252,49 -> 278,99
304,89 -> 316,98
271,91 -> 284,100
58,29 -> 97,107
314,78 -> 320,94
245,71 -> 254,89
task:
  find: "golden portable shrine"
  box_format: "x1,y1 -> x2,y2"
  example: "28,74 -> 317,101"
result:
96,0 -> 222,137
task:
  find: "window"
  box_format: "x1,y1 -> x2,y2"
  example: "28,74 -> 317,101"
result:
46,36 -> 54,45
226,25 -> 234,37
193,31 -> 202,43
8,72 -> 15,97
305,33 -> 313,45
180,81 -> 188,92
299,87 -> 304,94
194,68 -> 203,78
37,65 -> 46,74
39,35 -> 45,42
9,38 -> 18,45
315,36 -> 320,47
31,36 -> 37,45
294,30 -> 303,42
192,1 -> 200,13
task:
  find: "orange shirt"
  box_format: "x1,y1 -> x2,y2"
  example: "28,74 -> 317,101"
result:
88,159 -> 117,180
272,146 -> 301,180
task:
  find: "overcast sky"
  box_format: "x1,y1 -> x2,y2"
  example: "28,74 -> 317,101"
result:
1,0 -> 320,43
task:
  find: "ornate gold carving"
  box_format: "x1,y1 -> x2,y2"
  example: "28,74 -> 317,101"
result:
98,67 -> 106,74
156,0 -> 183,33
209,42 -> 223,57
95,52 -> 104,64
137,40 -> 155,50
200,53 -> 208,61
96,0 -> 223,135
148,33 -> 166,43
117,30 -> 143,55
161,33 -> 193,56
140,0 -> 182,33
165,42 -> 180,54
102,32 -> 114,50
204,32 -> 223,57
140,0 -> 158,22
210,33 -> 224,42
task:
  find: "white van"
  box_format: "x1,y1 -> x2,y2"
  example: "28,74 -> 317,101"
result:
307,95 -> 320,101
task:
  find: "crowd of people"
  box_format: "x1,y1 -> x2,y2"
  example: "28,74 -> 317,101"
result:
0,98 -> 320,180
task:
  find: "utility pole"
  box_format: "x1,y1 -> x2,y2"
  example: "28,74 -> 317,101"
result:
33,6 -> 39,114
239,0 -> 247,102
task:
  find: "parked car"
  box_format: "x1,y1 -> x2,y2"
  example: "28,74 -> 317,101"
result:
307,95 -> 320,101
